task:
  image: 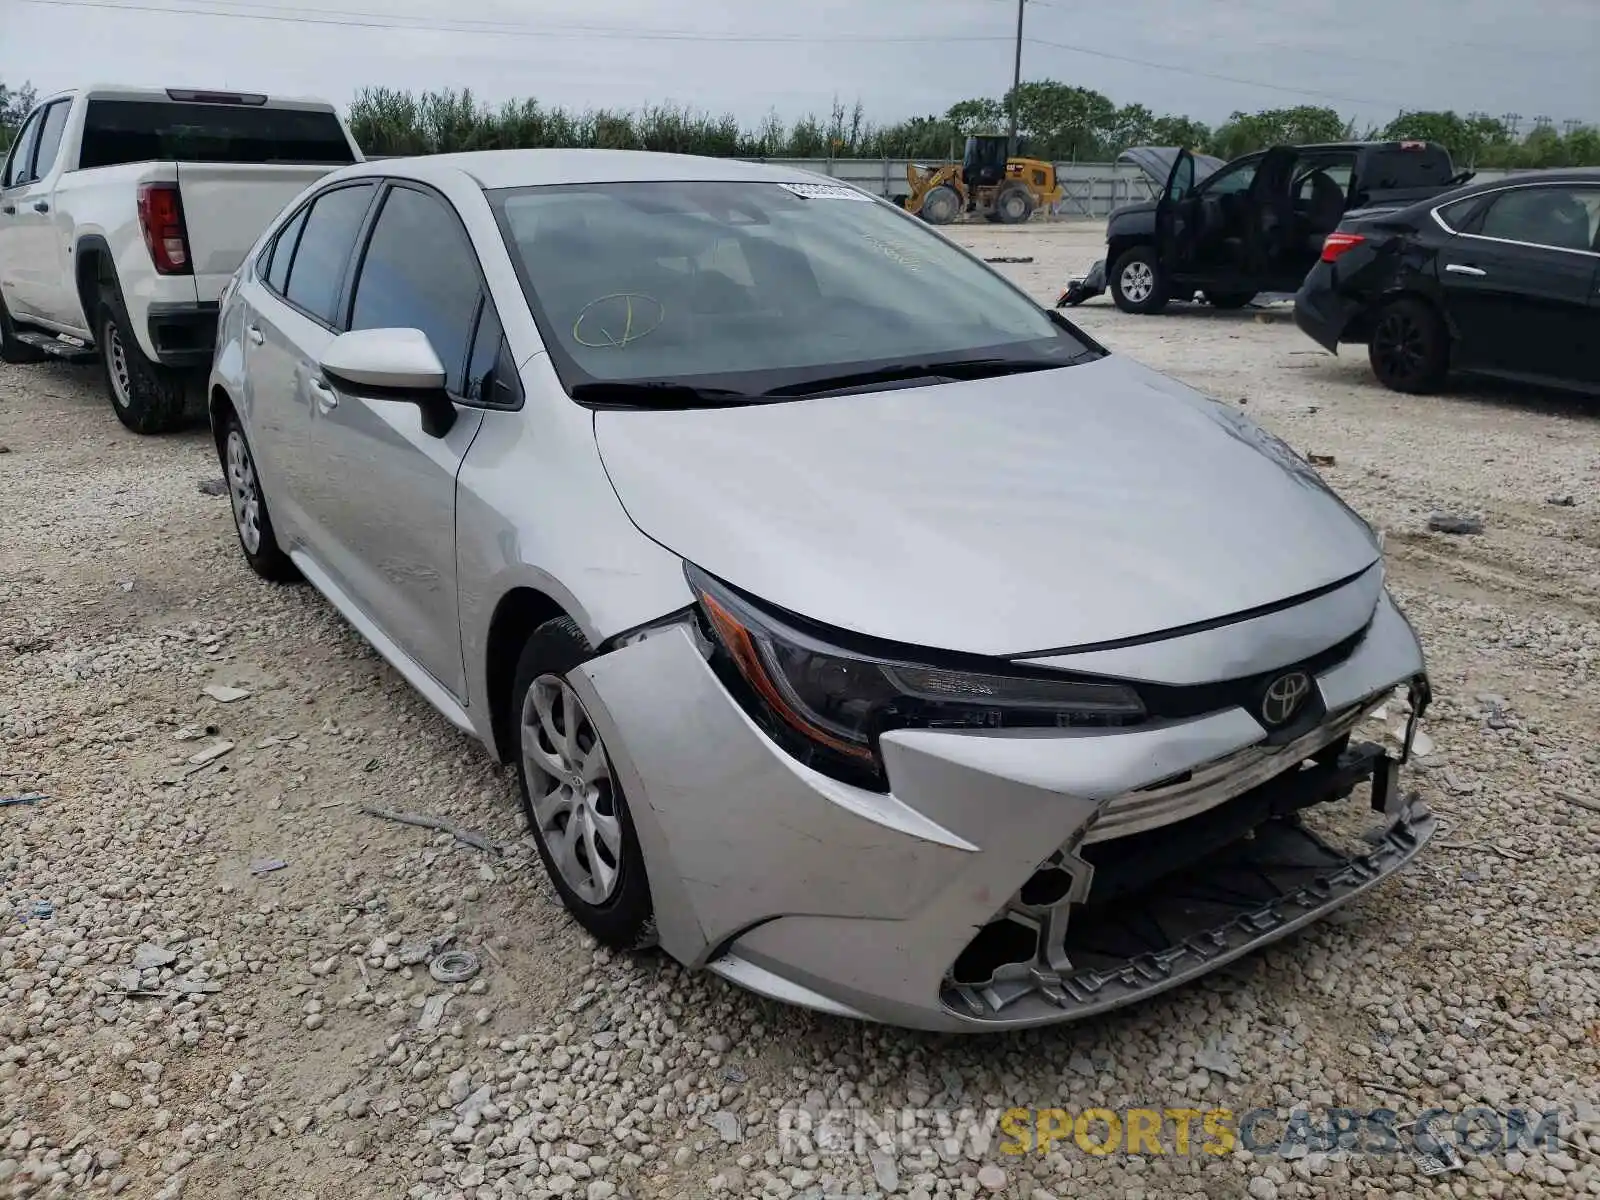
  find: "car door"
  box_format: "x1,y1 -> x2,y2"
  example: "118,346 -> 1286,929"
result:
1155,149 -> 1197,273
1244,146 -> 1300,286
1437,183 -> 1600,388
240,181 -> 377,553
305,181 -> 494,700
0,105 -> 46,320
13,100 -> 76,324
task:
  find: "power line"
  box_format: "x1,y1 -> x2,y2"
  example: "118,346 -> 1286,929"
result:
16,0 -> 1013,43
1022,34 -> 1410,109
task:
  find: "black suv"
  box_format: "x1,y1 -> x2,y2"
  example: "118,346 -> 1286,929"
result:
1059,141 -> 1469,314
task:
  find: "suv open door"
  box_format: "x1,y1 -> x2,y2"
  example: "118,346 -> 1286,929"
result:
1244,145 -> 1300,285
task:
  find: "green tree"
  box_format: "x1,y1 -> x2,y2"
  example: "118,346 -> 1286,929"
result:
1,79 -> 39,150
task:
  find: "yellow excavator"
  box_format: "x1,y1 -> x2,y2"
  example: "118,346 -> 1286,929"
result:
904,135 -> 1063,225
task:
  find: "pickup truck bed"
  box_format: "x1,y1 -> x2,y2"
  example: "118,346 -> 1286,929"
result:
0,86 -> 361,432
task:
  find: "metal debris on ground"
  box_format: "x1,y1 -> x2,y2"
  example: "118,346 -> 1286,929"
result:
249,858 -> 289,876
982,255 -> 1033,263
132,943 -> 178,970
418,993 -> 450,1032
360,806 -> 501,854
428,949 -> 481,984
202,684 -> 252,703
1546,494 -> 1575,507
30,900 -> 54,919
186,740 -> 235,767
1307,453 -> 1336,466
1427,512 -> 1484,535
197,477 -> 228,496
0,793 -> 47,807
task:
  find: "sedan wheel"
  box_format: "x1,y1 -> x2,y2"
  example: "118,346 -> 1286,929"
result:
1368,298 -> 1448,394
521,674 -> 624,905
226,429 -> 262,554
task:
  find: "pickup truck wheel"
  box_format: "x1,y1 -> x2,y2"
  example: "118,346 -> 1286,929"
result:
98,291 -> 187,434
221,413 -> 299,582
0,294 -> 45,364
1110,247 -> 1170,314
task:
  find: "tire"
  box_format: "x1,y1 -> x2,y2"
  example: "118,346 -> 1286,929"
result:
1203,290 -> 1256,309
1109,247 -> 1170,315
1368,297 -> 1449,394
0,293 -> 45,365
993,184 -> 1035,225
220,411 -> 299,582
918,184 -> 961,225
512,616 -> 655,950
98,286 -> 188,434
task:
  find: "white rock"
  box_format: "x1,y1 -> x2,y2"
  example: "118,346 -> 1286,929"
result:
1247,1178 -> 1277,1200
201,685 -> 252,703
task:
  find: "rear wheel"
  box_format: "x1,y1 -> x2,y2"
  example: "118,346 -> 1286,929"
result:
918,184 -> 961,225
993,184 -> 1036,225
1368,297 -> 1449,394
1109,247 -> 1169,315
1203,290 -> 1256,309
99,285 -> 188,433
0,293 -> 45,364
513,616 -> 655,950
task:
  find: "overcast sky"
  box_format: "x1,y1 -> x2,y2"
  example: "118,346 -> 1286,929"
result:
2,0 -> 1596,131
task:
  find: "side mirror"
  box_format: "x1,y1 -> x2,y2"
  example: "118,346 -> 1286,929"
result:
318,328 -> 457,437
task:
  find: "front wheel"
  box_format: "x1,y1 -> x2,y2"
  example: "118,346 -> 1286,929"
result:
513,616 -> 655,950
918,184 -> 961,225
1368,297 -> 1449,394
99,288 -> 188,434
1109,247 -> 1169,314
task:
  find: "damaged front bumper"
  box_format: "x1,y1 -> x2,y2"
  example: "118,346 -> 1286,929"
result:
567,594 -> 1433,1032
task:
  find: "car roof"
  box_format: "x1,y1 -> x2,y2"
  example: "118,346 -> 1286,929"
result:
341,149 -> 842,192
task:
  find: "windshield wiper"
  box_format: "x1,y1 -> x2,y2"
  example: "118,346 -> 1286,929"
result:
570,380 -> 756,409
761,356 -> 1079,399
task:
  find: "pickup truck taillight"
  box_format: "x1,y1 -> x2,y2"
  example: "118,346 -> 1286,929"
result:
1320,232 -> 1366,263
137,182 -> 192,275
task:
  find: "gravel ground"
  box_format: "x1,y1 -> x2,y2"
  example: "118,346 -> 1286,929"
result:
2,219 -> 1598,1200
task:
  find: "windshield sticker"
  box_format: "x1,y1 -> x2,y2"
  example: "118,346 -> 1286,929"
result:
778,181 -> 873,202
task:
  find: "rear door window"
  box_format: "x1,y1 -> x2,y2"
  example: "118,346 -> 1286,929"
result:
282,183 -> 375,325
264,206 -> 309,294
30,101 -> 71,179
1475,186 -> 1600,253
79,99 -> 357,168
348,185 -> 483,394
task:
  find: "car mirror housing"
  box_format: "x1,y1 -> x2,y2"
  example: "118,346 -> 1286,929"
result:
318,328 -> 456,437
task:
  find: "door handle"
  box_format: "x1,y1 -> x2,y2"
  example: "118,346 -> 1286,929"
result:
246,324 -> 264,346
31,200 -> 48,213
1445,263 -> 1487,277
309,377 -> 339,412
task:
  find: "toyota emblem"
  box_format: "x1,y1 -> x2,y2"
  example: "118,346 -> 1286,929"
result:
1260,670 -> 1313,728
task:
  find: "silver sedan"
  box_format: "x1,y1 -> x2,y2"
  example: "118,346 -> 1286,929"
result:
207,150 -> 1435,1031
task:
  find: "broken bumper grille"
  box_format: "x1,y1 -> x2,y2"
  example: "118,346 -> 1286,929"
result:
942,740 -> 1434,1024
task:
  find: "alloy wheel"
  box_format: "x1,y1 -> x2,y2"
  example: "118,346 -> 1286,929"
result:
1120,261 -> 1155,304
1372,310 -> 1424,384
520,675 -> 623,905
225,430 -> 263,554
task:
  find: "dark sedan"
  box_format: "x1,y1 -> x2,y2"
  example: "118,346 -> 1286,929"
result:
1295,169 -> 1600,395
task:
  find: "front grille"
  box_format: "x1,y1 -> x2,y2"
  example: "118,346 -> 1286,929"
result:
1084,695 -> 1383,843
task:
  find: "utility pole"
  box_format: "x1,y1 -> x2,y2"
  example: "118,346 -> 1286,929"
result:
1008,0 -> 1025,154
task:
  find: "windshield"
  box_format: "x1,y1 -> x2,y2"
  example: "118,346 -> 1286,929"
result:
488,180 -> 1099,404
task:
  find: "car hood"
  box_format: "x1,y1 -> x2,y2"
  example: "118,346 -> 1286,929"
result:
1118,146 -> 1227,188
593,354 -> 1380,657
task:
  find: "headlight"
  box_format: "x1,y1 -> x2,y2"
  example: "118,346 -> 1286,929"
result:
686,565 -> 1145,789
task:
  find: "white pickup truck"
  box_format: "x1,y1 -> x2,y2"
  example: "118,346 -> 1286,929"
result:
0,86 -> 363,432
